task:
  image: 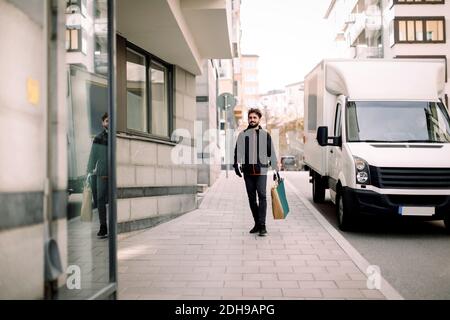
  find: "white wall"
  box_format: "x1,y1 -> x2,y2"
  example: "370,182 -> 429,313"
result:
0,0 -> 45,299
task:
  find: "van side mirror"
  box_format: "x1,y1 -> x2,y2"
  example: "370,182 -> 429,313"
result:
317,127 -> 342,147
317,126 -> 328,147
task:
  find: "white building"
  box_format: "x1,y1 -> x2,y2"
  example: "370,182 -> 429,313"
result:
285,81 -> 305,119
325,0 -> 383,59
325,0 -> 450,104
260,89 -> 287,121
382,0 -> 450,105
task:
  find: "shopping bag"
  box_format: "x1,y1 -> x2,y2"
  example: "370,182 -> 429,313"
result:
271,172 -> 290,220
80,175 -> 93,222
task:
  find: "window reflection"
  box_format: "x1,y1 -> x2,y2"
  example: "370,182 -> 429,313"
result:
126,48 -> 148,132
151,62 -> 169,137
59,0 -> 111,300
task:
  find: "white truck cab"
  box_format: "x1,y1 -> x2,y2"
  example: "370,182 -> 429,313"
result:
304,59 -> 450,231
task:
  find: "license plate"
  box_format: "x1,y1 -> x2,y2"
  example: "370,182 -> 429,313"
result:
398,206 -> 435,216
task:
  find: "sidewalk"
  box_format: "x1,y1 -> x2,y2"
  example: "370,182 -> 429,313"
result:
117,171 -> 397,300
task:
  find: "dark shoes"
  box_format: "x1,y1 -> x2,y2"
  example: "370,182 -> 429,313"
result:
97,225 -> 108,239
250,224 -> 268,236
249,225 -> 260,234
259,225 -> 267,237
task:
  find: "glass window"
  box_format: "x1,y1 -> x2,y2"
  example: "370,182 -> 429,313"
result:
426,20 -> 444,41
396,18 -> 445,43
346,101 -> 450,143
67,28 -> 80,51
415,20 -> 423,41
151,62 -> 169,137
334,103 -> 342,137
398,21 -> 407,41
63,0 -> 115,300
126,48 -> 148,132
407,20 -> 415,41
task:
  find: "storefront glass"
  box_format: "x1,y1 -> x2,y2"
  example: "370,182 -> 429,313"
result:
57,0 -> 116,299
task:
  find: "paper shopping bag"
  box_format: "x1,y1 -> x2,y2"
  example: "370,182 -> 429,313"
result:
80,178 -> 93,222
271,176 -> 290,220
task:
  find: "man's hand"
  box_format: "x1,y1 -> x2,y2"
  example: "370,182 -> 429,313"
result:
234,164 -> 242,178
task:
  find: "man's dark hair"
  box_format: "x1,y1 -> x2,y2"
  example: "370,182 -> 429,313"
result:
102,112 -> 109,121
248,108 -> 262,118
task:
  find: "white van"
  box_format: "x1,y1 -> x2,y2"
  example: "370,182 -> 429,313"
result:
304,59 -> 450,231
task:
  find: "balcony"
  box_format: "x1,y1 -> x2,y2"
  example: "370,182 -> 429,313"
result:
66,12 -> 83,28
353,46 -> 383,58
366,15 -> 382,32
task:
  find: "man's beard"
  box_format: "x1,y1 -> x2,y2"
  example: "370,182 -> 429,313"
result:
248,122 -> 259,128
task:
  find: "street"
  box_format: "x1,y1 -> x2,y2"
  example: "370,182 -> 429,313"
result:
284,171 -> 450,300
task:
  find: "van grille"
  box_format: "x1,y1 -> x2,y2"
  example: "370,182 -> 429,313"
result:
370,167 -> 450,189
387,195 -> 447,206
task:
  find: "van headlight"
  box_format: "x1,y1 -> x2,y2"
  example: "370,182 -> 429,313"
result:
354,157 -> 371,185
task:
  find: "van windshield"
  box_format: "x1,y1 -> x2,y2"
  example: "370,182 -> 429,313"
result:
346,101 -> 450,143
282,157 -> 295,165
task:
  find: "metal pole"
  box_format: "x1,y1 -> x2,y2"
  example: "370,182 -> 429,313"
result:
224,95 -> 228,178
107,0 -> 118,299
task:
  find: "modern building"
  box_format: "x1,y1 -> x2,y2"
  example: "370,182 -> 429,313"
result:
259,83 -> 305,159
285,81 -> 305,119
382,0 -> 450,105
0,0 -> 232,300
325,0 -> 449,103
196,59 -> 222,188
325,0 -> 383,58
218,0 -> 242,166
240,54 -> 261,127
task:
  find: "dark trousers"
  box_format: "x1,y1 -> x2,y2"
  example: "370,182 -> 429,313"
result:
244,174 -> 268,227
96,176 -> 108,227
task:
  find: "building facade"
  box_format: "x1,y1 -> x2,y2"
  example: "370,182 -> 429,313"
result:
325,0 -> 383,58
0,0 -> 232,300
240,54 -> 261,127
325,0 -> 449,103
382,0 -> 450,104
196,59 -> 222,188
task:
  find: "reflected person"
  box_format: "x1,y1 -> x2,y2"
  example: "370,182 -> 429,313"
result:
87,112 -> 109,239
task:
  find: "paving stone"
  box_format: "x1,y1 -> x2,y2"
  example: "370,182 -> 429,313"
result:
117,172 -> 387,300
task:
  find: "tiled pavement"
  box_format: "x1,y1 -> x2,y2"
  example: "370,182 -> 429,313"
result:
117,171 -> 395,300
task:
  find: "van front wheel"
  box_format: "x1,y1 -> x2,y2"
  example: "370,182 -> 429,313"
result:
336,191 -> 356,231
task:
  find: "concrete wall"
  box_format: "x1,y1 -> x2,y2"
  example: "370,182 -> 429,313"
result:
196,60 -> 222,187
0,0 -> 45,299
0,0 -> 68,299
116,66 -> 198,231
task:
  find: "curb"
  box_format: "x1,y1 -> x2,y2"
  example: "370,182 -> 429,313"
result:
285,179 -> 404,300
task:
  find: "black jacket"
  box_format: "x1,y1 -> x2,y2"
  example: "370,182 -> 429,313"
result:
87,129 -> 108,177
233,126 -> 278,176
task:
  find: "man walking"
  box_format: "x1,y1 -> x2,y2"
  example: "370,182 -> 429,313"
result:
87,112 -> 109,238
233,108 -> 279,236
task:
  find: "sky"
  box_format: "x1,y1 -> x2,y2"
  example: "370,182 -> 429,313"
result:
240,0 -> 337,93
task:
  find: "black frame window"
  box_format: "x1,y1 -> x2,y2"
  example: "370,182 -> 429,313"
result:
394,17 -> 446,44
65,27 -> 86,54
118,38 -> 174,140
